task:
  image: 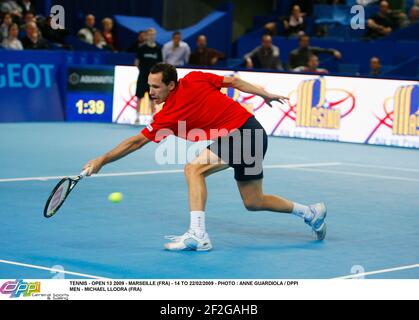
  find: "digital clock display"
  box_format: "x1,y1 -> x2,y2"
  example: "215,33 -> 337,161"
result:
66,93 -> 112,122
76,99 -> 105,115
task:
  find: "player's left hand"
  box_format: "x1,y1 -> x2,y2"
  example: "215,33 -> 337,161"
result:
264,94 -> 289,107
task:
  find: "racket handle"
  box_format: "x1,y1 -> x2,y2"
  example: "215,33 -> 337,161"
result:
80,169 -> 89,177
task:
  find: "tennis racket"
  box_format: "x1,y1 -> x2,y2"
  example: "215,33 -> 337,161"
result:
43,170 -> 88,218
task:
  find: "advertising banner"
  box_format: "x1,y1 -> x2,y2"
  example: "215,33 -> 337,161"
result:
112,66 -> 419,148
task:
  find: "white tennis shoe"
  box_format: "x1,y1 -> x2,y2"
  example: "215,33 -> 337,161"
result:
305,202 -> 327,241
164,230 -> 213,251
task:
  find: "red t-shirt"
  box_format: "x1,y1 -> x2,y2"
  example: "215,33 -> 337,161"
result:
141,71 -> 253,142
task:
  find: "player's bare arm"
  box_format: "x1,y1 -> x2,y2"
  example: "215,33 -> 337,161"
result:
83,133 -> 150,176
222,77 -> 289,107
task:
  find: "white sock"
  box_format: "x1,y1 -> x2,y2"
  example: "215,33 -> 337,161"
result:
292,202 -> 313,221
190,211 -> 206,238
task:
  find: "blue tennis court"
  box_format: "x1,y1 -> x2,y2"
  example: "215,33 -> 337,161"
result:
1,122 -> 418,279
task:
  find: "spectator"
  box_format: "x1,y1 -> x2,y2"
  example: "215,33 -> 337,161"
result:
0,1 -> 22,21
127,30 -> 146,52
162,31 -> 190,66
366,1 -> 394,38
284,5 -> 306,37
244,34 -> 283,70
369,56 -> 381,76
134,27 -> 162,123
288,35 -> 341,70
189,35 -> 225,66
93,30 -> 112,50
18,0 -> 35,16
77,14 -> 97,45
1,22 -> 22,49
0,12 -> 12,39
19,11 -> 36,32
40,16 -> 69,46
265,5 -> 306,37
101,17 -> 117,51
293,54 -> 329,74
22,21 -> 49,49
292,0 -> 314,16
408,5 -> 419,24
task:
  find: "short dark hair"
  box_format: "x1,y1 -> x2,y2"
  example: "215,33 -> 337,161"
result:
150,63 -> 178,85
172,31 -> 181,38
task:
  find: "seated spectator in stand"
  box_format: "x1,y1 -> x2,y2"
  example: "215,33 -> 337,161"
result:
292,0 -> 313,16
0,0 -> 22,22
288,35 -> 341,70
127,30 -> 146,52
0,12 -> 12,40
189,35 -> 225,66
101,17 -> 117,51
244,34 -> 283,70
1,22 -> 22,49
293,54 -> 329,74
366,1 -> 394,38
22,21 -> 49,49
19,11 -> 36,32
369,56 -> 381,76
18,0 -> 35,16
265,5 -> 306,37
93,30 -> 112,51
407,5 -> 419,25
77,14 -> 97,45
40,16 -> 69,47
162,31 -> 191,66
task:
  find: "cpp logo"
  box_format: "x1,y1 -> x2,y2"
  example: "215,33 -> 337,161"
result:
0,280 -> 41,298
0,63 -> 55,89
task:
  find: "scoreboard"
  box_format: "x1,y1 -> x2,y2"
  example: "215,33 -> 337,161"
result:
66,66 -> 114,122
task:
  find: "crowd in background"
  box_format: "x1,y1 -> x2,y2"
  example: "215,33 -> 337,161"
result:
1,0 -> 418,77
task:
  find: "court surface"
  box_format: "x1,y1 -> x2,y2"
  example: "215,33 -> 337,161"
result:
0,123 -> 418,279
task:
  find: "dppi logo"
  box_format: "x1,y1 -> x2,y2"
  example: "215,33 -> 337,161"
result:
0,280 -> 41,298
365,85 -> 419,143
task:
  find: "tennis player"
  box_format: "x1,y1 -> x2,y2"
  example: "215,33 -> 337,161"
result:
83,63 -> 327,251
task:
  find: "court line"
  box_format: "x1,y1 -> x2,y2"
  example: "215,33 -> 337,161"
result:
334,263 -> 419,279
288,167 -> 419,183
343,162 -> 419,173
0,162 -> 342,183
264,162 -> 342,169
1,162 -> 417,183
0,259 -> 109,279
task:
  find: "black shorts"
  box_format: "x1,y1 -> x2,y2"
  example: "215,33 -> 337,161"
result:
207,116 -> 268,181
135,73 -> 149,99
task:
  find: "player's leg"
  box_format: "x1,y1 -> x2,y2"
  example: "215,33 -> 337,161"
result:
164,148 -> 229,251
185,148 -> 229,212
236,178 -> 327,240
236,178 -> 293,213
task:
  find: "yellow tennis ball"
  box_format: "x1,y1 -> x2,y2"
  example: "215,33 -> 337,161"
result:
108,192 -> 123,203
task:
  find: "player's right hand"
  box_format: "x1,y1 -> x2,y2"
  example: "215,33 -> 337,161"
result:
83,157 -> 105,176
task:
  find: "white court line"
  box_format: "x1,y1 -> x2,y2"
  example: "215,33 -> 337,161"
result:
0,259 -> 109,279
343,162 -> 419,173
288,167 -> 419,183
334,264 -> 419,279
0,169 -> 185,182
0,162 -> 341,183
264,162 -> 341,169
